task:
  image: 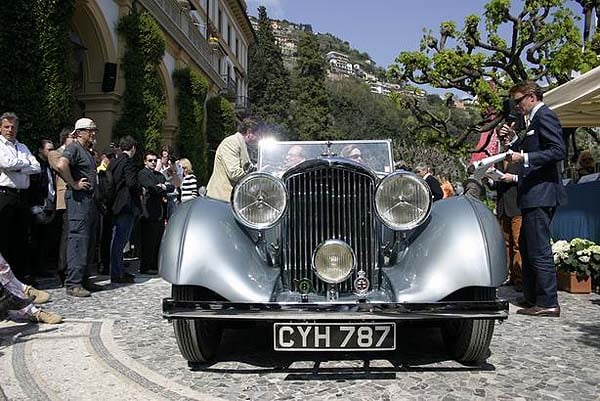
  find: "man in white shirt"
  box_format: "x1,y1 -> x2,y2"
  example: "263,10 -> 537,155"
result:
0,112 -> 41,283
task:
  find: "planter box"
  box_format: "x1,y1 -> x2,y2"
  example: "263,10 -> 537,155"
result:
557,271 -> 592,294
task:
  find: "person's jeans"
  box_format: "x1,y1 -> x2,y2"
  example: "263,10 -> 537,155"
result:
65,191 -> 98,287
110,213 -> 135,278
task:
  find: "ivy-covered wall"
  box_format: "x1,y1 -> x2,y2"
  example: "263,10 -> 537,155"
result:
0,0 -> 75,149
173,67 -> 209,184
114,10 -> 166,152
206,95 -> 237,174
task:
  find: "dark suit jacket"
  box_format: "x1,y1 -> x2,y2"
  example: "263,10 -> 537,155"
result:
110,153 -> 141,216
512,105 -> 567,209
137,167 -> 173,220
425,174 -> 443,202
28,158 -> 54,208
496,162 -> 521,218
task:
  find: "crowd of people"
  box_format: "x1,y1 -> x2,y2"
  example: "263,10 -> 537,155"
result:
0,113 -> 203,323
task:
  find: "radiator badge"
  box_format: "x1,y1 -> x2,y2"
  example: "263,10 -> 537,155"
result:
297,278 -> 313,294
354,271 -> 370,295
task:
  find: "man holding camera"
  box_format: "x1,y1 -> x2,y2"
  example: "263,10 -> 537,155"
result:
499,81 -> 567,318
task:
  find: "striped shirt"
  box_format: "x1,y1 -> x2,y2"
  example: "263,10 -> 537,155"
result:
180,173 -> 199,203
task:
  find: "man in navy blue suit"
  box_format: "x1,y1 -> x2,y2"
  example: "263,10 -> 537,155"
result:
500,81 -> 567,318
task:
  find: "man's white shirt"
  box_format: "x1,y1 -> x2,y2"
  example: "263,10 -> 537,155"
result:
0,135 -> 41,189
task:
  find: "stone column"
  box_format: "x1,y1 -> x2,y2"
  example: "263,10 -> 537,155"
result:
77,93 -> 122,151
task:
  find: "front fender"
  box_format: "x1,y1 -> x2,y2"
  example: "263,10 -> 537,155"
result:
385,196 -> 507,302
159,197 -> 280,302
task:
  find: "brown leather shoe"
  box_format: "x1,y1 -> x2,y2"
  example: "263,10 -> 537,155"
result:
510,297 -> 534,308
516,305 -> 560,317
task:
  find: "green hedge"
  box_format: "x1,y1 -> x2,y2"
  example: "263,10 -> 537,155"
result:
206,95 -> 236,174
173,67 -> 209,184
0,0 -> 75,149
114,10 -> 166,152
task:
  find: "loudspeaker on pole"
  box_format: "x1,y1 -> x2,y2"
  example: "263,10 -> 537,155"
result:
102,62 -> 117,92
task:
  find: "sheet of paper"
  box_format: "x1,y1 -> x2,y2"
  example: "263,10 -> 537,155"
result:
473,152 -> 510,180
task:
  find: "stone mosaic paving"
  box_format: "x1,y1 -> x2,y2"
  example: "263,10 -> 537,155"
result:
1,276 -> 599,400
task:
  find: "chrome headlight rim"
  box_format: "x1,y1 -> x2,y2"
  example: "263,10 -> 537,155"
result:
374,172 -> 432,231
311,239 -> 356,284
232,172 -> 288,230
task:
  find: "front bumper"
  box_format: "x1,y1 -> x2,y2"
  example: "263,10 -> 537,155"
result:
162,299 -> 509,321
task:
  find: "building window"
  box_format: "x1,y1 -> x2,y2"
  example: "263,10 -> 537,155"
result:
235,38 -> 239,57
218,8 -> 222,33
227,24 -> 231,45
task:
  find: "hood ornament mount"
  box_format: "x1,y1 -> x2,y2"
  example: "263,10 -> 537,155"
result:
320,140 -> 337,157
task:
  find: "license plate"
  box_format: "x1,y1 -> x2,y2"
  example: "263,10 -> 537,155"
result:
274,322 -> 396,351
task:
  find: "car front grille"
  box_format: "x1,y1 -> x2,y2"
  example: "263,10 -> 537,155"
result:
283,166 -> 379,294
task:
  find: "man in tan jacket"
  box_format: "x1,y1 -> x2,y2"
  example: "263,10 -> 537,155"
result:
47,128 -> 75,283
206,118 -> 259,202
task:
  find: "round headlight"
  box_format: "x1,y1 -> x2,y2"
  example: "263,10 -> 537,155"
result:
232,173 -> 287,229
312,240 -> 355,284
374,172 -> 432,230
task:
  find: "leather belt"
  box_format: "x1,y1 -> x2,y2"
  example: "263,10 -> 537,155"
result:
0,186 -> 26,194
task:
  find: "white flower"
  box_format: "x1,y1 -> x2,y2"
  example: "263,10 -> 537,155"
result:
552,240 -> 570,254
578,255 -> 590,263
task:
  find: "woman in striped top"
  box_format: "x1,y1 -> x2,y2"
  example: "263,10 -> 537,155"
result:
177,158 -> 199,203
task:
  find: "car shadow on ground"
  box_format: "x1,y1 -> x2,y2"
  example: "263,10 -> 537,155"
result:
189,324 -> 496,379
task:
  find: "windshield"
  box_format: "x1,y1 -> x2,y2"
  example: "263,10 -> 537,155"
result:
257,140 -> 394,176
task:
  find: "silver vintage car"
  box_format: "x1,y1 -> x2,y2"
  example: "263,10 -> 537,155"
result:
161,139 -> 508,364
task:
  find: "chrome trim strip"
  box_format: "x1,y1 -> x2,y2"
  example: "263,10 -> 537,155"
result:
163,299 -> 509,321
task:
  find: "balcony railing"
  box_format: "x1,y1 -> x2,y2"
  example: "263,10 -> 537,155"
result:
235,96 -> 250,112
140,0 -> 224,88
221,75 -> 237,100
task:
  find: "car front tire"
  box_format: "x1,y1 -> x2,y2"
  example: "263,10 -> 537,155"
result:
441,287 -> 495,364
172,285 -> 223,363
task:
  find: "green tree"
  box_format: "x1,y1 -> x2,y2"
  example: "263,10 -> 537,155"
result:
0,0 -> 75,149
326,79 -> 410,140
173,68 -> 209,184
575,0 -> 600,50
114,10 -> 166,152
291,32 -> 331,140
248,6 -> 291,132
391,0 -> 600,110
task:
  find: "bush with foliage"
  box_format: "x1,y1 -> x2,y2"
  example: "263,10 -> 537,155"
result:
114,10 -> 166,152
0,0 -> 75,149
173,67 -> 209,183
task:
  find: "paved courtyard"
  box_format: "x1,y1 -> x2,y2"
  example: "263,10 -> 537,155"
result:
1,277 -> 599,400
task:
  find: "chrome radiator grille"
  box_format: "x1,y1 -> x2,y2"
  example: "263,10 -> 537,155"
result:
283,166 -> 379,294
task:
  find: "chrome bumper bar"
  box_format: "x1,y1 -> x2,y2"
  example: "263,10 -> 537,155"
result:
162,299 -> 509,321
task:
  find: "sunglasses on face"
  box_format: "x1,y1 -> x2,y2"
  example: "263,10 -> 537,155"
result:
513,93 -> 530,105
147,158 -> 158,163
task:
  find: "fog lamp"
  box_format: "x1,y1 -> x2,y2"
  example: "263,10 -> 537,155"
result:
312,240 -> 355,284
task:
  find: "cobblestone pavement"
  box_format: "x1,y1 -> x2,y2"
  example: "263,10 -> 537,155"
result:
1,276 -> 599,400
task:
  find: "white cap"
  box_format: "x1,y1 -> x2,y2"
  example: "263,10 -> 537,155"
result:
71,118 -> 97,135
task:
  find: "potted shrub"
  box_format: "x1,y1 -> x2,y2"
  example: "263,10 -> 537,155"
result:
552,238 -> 600,293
